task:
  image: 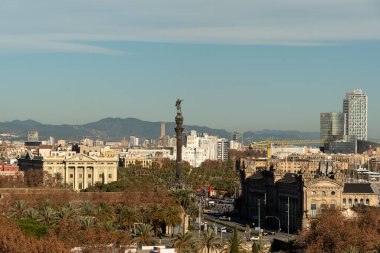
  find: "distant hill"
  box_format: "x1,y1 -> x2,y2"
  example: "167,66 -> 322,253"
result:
0,118 -> 320,143
0,118 -> 231,141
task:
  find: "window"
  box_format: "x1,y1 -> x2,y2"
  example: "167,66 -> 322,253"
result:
88,174 -> 92,178
70,174 -> 73,179
331,191 -> 336,196
311,204 -> 317,217
348,199 -> 352,206
79,174 -> 83,179
322,191 -> 326,197
343,198 -> 346,206
360,199 -> 364,205
366,199 -> 370,205
108,174 -> 112,179
330,204 -> 336,209
312,191 -> 316,196
354,199 -> 358,205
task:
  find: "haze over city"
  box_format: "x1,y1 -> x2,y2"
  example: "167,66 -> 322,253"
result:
0,0 -> 379,137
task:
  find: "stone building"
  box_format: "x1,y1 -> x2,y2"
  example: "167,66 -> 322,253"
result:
18,151 -> 118,191
120,155 -> 153,168
342,183 -> 378,208
274,159 -> 320,173
273,158 -> 349,173
241,170 -> 379,233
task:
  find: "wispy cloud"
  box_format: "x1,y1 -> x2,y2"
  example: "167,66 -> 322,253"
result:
0,0 -> 379,54
0,35 -> 124,55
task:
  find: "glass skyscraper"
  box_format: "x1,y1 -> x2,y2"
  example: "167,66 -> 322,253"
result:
320,112 -> 345,145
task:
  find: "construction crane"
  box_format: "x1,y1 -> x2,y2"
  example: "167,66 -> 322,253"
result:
251,140 -> 321,160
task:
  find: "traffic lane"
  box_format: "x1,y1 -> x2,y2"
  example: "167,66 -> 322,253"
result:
203,214 -> 247,231
203,214 -> 298,243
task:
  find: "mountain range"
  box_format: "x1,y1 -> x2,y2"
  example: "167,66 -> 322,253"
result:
0,118 -> 320,143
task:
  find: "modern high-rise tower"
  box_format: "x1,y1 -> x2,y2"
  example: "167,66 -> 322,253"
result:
320,112 -> 345,145
343,89 -> 368,141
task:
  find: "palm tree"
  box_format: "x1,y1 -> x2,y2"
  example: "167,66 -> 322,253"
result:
134,224 -> 157,247
186,202 -> 200,222
117,206 -> 137,231
164,207 -> 182,236
343,246 -> 359,253
25,208 -> 39,220
57,204 -> 77,226
229,227 -> 239,253
37,200 -> 53,210
149,204 -> 165,236
171,189 -> 194,210
222,227 -> 247,253
7,200 -> 28,219
136,206 -> 150,224
79,200 -> 94,216
252,241 -> 264,253
195,228 -> 221,253
38,205 -> 58,226
95,202 -> 116,223
173,231 -> 194,252
102,220 -> 116,232
79,216 -> 96,230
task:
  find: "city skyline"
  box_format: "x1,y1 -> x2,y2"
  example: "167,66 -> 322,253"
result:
0,1 -> 379,137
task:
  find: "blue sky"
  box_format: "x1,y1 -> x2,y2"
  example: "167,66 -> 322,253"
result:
0,0 -> 379,137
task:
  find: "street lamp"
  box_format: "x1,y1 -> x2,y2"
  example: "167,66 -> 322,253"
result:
258,199 -> 261,236
257,194 -> 266,238
285,197 -> 290,238
198,197 -> 202,237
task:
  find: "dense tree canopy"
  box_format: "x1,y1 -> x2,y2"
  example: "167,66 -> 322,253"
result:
300,207 -> 380,253
86,159 -> 240,197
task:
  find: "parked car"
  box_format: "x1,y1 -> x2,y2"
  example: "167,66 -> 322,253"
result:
249,236 -> 260,241
218,216 -> 231,221
217,227 -> 227,233
263,230 -> 276,236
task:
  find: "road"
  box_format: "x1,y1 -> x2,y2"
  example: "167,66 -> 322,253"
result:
202,214 -> 297,243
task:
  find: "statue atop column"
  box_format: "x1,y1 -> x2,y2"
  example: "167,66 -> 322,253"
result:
176,99 -> 183,114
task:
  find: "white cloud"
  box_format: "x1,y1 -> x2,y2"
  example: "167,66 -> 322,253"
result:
0,0 -> 379,54
0,36 -> 124,55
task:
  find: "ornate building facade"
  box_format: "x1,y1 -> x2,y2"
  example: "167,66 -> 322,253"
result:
18,152 -> 118,190
241,169 -> 379,233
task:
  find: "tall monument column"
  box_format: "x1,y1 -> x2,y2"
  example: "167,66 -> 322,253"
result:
175,99 -> 184,186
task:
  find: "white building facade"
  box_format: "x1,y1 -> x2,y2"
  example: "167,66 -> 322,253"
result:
18,152 -> 118,191
343,89 -> 368,141
181,131 -> 230,166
